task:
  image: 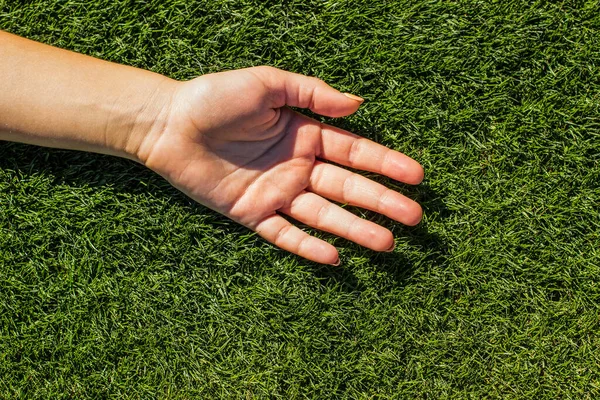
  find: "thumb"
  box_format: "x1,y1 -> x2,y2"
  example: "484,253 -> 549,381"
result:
251,66 -> 364,118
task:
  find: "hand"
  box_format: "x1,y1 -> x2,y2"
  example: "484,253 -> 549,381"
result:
141,66 -> 424,265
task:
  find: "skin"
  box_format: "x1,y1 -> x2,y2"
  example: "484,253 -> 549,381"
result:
0,30 -> 424,265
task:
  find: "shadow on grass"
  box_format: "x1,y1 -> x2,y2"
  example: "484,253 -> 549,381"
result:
308,185 -> 450,292
0,142 -> 192,204
1,143 -> 450,291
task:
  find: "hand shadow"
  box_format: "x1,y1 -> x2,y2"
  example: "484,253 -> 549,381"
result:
0,142 -> 190,204
305,181 -> 451,293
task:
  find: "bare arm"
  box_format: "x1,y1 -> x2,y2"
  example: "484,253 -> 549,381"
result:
0,31 -> 424,265
0,30 -> 174,161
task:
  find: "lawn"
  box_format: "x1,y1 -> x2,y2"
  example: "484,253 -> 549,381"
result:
1,0 -> 600,398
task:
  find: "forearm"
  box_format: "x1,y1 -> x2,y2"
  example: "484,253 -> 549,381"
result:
0,30 -> 176,162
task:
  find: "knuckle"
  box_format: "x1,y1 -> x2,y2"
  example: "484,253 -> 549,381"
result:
296,235 -> 311,255
274,224 -> 292,245
315,201 -> 331,228
253,65 -> 278,75
310,76 -> 325,85
377,189 -> 392,214
341,174 -> 355,203
347,139 -> 364,167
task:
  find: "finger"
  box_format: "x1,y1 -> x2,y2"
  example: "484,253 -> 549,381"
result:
254,214 -> 340,265
250,66 -> 364,118
308,161 -> 423,226
280,191 -> 395,252
319,123 -> 424,185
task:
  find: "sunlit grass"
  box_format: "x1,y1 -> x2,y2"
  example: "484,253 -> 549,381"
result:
1,0 -> 600,397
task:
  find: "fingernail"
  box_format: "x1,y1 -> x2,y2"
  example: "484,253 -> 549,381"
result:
385,242 -> 395,252
331,258 -> 341,266
343,93 -> 364,103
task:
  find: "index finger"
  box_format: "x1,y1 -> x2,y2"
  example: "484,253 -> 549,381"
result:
319,123 -> 424,185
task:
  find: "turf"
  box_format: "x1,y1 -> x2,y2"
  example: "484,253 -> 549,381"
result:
1,0 -> 600,398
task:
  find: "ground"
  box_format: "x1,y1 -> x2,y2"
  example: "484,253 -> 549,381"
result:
1,0 -> 600,398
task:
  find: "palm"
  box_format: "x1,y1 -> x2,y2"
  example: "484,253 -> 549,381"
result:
145,67 -> 424,265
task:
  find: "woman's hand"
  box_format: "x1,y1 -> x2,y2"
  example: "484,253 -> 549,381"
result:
141,67 -> 424,265
0,32 -> 421,264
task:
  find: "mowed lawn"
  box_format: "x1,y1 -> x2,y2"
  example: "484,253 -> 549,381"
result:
1,0 -> 600,398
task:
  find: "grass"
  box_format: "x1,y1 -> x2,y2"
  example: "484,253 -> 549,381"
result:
1,0 -> 600,397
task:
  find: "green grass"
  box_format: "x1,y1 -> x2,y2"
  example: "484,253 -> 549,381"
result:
1,0 -> 600,398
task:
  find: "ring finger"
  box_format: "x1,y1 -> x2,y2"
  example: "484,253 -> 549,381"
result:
280,191 -> 395,252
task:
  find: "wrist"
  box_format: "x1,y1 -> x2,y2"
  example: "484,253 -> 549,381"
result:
110,74 -> 179,164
